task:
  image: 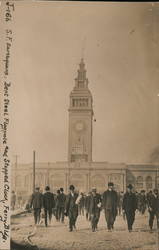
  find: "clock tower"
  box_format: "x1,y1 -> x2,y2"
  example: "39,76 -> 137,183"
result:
68,59 -> 93,163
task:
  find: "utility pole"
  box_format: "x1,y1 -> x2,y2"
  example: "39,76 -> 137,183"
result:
47,162 -> 50,186
33,150 -> 36,193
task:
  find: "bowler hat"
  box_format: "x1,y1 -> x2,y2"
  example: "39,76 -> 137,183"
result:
60,187 -> 64,192
69,185 -> 75,190
127,184 -> 133,189
108,182 -> 114,187
45,186 -> 50,191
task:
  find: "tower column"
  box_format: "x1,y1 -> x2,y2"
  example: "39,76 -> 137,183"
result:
68,59 -> 93,164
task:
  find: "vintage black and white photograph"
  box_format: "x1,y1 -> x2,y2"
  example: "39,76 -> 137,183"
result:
1,1 -> 159,250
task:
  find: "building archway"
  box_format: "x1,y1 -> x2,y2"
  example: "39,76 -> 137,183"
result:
50,174 -> 65,193
136,176 -> 143,190
90,175 -> 105,193
146,176 -> 152,191
108,173 -> 124,191
70,173 -> 85,192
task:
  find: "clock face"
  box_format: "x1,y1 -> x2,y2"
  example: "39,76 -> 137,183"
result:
75,121 -> 84,131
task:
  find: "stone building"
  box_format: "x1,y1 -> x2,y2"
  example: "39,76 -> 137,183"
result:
11,59 -> 159,199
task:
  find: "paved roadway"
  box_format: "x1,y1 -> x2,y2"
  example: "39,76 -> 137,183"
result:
11,211 -> 159,250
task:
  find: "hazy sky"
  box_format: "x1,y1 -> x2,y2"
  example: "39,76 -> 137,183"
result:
5,1 -> 159,164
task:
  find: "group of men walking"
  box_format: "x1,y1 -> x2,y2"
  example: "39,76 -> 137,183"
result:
30,186 -> 66,227
29,182 -> 159,233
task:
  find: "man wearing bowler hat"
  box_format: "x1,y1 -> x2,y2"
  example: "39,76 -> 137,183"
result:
102,182 -> 118,231
58,187 -> 66,223
43,186 -> 55,227
147,188 -> 159,231
122,184 -> 137,232
65,185 -> 79,232
89,188 -> 102,232
30,187 -> 43,225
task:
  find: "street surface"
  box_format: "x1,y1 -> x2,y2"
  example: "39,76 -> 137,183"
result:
11,211 -> 159,250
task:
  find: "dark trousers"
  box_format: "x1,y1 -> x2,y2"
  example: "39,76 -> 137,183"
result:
58,207 -> 65,222
33,208 -> 41,225
125,210 -> 135,230
68,209 -> 78,231
91,211 -> 100,231
140,205 -> 146,215
44,208 -> 52,226
56,206 -> 60,221
149,210 -> 159,229
86,210 -> 91,221
104,209 -> 116,230
139,204 -> 146,214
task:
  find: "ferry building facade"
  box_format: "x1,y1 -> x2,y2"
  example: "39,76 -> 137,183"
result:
12,59 -> 159,199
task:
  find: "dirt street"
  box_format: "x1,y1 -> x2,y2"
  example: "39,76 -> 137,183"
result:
11,211 -> 159,250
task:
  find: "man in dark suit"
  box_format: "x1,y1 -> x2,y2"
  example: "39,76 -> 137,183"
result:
30,187 -> 43,225
147,188 -> 159,231
122,184 -> 137,232
11,191 -> 16,210
43,186 -> 55,227
89,188 -> 102,232
102,182 -> 118,231
55,189 -> 61,221
58,187 -> 66,223
65,185 -> 79,232
85,192 -> 91,221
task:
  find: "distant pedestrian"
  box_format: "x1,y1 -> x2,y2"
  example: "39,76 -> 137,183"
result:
102,182 -> 118,231
138,190 -> 147,215
43,186 -> 55,227
30,187 -> 43,225
55,190 -> 61,221
84,192 -> 91,221
89,188 -> 102,232
58,187 -> 66,223
17,195 -> 22,209
122,184 -> 137,232
11,191 -> 16,210
65,185 -> 79,232
146,190 -> 153,206
147,188 -> 159,231
117,191 -> 124,216
78,192 -> 85,216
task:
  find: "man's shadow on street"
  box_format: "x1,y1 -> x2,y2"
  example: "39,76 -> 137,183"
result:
133,227 -> 158,233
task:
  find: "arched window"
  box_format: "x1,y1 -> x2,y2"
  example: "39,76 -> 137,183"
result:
70,174 -> 85,192
50,174 -> 65,192
91,175 -> 105,193
146,176 -> 152,190
136,176 -> 143,189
